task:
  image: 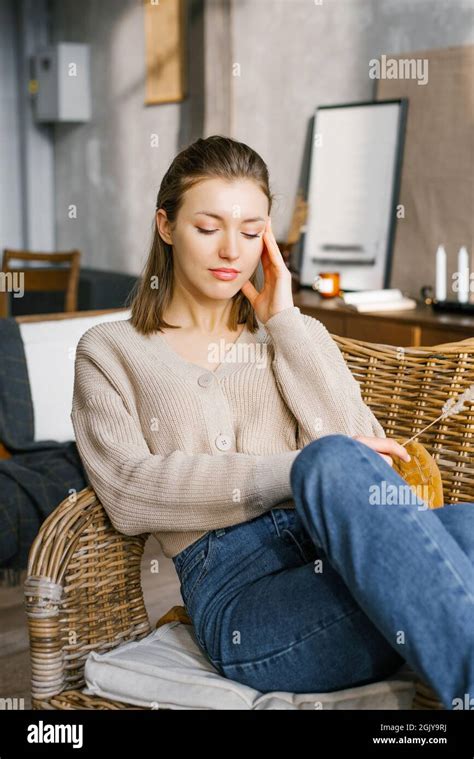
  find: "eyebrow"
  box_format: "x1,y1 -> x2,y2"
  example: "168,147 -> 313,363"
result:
194,211 -> 266,223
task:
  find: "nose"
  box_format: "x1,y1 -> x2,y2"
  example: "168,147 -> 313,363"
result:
218,231 -> 242,262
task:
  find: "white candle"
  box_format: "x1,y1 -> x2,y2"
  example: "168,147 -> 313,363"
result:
435,245 -> 447,302
457,246 -> 470,304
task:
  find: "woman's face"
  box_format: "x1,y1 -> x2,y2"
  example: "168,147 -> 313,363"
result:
157,177 -> 268,301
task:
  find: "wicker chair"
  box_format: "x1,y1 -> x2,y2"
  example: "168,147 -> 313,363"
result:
24,334 -> 474,710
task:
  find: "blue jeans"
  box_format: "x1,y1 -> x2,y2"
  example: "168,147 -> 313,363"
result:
172,434 -> 474,709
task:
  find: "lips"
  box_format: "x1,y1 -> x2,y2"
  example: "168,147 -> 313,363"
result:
209,269 -> 240,273
209,268 -> 240,281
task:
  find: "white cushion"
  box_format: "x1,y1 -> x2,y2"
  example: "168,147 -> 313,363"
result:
19,310 -> 131,443
83,621 -> 418,710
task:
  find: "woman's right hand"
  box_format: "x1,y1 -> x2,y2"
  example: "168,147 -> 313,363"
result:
352,435 -> 411,468
240,217 -> 294,324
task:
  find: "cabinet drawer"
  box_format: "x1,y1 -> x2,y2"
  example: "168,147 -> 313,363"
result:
310,311 -> 345,336
420,327 -> 473,346
346,317 -> 418,346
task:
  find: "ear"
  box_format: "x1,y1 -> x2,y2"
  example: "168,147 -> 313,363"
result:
156,208 -> 173,245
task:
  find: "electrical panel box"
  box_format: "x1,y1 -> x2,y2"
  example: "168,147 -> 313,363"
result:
35,43 -> 91,122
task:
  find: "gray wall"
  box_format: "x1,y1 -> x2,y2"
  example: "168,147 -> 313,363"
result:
230,0 -> 474,244
0,0 -> 55,254
52,0 -> 204,274
51,0 -> 474,280
0,0 -> 23,251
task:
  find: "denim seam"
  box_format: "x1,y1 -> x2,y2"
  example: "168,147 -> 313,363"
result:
179,549 -> 206,582
282,528 -> 312,564
405,509 -> 474,606
182,533 -> 216,608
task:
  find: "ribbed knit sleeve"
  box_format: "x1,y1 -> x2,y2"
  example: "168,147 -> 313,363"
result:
264,306 -> 386,447
71,351 -> 299,537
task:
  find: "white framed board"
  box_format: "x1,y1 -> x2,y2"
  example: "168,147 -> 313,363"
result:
299,100 -> 407,291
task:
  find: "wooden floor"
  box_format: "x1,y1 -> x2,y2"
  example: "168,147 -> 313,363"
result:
0,536 -> 182,708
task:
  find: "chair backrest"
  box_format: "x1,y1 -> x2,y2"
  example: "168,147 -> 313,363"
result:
0,249 -> 81,318
24,486 -> 151,705
331,333 -> 474,504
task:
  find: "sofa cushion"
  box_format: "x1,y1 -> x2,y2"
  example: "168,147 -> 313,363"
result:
19,310 -> 131,443
83,620 -> 418,710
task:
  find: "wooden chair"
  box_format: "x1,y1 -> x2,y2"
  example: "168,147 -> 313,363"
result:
0,249 -> 81,318
24,333 -> 474,710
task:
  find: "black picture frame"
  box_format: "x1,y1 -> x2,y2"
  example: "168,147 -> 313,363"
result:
299,99 -> 408,292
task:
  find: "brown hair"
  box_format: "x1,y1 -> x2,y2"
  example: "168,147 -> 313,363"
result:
126,135 -> 274,335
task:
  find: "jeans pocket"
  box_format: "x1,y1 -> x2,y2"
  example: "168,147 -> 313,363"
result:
282,527 -> 317,564
177,532 -> 215,609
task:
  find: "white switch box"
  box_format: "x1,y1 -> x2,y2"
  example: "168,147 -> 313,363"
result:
35,43 -> 91,122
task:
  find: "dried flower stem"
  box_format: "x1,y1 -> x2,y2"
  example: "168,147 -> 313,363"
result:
400,383 -> 474,446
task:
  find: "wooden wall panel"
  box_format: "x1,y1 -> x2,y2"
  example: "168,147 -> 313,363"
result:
144,0 -> 187,105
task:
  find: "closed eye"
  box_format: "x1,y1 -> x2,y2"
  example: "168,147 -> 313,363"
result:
196,228 -> 261,239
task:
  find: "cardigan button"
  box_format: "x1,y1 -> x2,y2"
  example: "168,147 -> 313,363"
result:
198,373 -> 213,388
215,433 -> 232,451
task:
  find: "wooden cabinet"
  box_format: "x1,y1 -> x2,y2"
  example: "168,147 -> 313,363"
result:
342,316 -> 418,346
293,289 -> 474,347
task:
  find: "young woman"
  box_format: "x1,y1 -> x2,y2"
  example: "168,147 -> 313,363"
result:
71,136 -> 474,708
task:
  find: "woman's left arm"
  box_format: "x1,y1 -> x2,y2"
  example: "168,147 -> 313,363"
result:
264,306 -> 387,447
241,217 -> 387,448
